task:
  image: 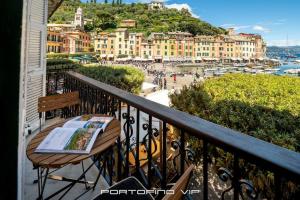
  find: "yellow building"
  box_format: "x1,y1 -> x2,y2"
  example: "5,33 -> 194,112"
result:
94,32 -> 116,60
47,31 -> 63,53
93,28 -> 266,63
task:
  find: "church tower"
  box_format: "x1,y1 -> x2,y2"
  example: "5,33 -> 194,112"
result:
74,7 -> 84,29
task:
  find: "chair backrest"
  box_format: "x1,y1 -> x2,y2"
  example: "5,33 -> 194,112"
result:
162,164 -> 194,200
38,91 -> 80,113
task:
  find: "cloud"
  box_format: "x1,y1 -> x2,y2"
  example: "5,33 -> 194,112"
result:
253,25 -> 270,33
166,3 -> 200,18
220,24 -> 251,31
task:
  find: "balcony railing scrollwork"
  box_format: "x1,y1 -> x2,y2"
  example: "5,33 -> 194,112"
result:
62,71 -> 300,199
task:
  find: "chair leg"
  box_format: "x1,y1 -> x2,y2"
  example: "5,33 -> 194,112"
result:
81,161 -> 90,189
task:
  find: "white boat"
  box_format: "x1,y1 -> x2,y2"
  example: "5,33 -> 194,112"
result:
284,69 -> 300,74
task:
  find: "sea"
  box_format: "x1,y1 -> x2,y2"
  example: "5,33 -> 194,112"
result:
275,54 -> 300,76
276,65 -> 300,75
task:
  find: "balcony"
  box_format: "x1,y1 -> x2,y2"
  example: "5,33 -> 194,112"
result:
23,69 -> 300,200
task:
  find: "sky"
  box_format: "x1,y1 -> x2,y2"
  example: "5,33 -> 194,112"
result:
81,0 -> 300,46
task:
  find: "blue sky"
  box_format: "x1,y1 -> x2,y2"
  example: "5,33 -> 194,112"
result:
81,0 -> 300,46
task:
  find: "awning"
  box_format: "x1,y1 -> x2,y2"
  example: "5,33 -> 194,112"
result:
195,57 -> 202,61
163,56 -> 170,61
101,54 -> 107,58
108,54 -> 114,58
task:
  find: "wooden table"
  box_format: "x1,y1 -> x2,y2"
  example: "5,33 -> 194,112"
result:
26,115 -> 121,200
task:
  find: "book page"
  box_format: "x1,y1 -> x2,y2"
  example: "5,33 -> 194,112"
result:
89,117 -> 114,131
63,121 -> 89,128
35,127 -> 101,154
36,127 -> 78,152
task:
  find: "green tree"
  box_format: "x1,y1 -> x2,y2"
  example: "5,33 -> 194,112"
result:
104,0 -> 108,4
170,74 -> 300,199
95,11 -> 117,30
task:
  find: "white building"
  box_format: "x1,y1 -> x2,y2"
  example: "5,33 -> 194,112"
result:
74,7 -> 84,28
148,0 -> 165,10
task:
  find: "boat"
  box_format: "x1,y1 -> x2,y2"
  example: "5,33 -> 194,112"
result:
284,69 -> 300,74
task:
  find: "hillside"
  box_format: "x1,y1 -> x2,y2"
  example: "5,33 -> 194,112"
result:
49,0 -> 226,36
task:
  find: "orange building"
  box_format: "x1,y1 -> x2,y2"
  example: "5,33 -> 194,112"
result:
47,31 -> 63,53
63,31 -> 92,53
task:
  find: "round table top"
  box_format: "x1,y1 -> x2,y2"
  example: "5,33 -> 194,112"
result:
26,115 -> 121,168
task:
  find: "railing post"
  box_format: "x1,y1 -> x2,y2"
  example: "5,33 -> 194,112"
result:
180,130 -> 185,175
162,122 -> 167,189
147,115 -> 152,188
125,105 -> 130,177
203,140 -> 208,200
233,154 -> 240,200
275,173 -> 283,200
136,109 -> 140,171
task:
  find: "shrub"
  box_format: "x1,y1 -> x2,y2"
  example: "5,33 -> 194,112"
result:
170,74 -> 300,198
46,59 -> 79,71
47,52 -> 96,59
76,65 -> 145,94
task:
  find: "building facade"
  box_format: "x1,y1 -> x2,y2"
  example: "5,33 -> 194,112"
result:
148,0 -> 165,10
94,28 -> 266,62
46,7 -> 92,54
47,30 -> 63,53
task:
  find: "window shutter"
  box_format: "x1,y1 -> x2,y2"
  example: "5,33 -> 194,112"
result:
25,0 -> 47,128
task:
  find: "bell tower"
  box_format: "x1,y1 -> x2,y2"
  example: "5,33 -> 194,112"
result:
74,7 -> 84,29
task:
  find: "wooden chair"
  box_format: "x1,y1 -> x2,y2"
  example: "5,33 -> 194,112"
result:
93,164 -> 194,200
38,91 -> 80,131
162,164 -> 194,200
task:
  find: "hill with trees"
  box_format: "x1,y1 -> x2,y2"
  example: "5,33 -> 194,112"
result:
49,0 -> 226,36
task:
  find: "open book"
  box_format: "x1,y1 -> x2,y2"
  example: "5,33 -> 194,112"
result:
35,116 -> 114,154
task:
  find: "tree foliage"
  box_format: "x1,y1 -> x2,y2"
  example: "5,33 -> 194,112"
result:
76,65 -> 145,94
49,0 -> 226,36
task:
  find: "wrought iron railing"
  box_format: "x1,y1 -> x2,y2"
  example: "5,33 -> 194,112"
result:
63,71 -> 300,199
